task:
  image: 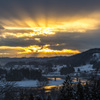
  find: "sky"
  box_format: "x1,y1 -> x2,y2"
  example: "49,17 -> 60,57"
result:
0,0 -> 100,57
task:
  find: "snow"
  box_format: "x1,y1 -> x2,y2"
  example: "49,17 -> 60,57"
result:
15,79 -> 64,87
48,79 -> 64,86
15,80 -> 38,87
74,64 -> 94,72
53,65 -> 67,72
92,53 -> 100,62
93,53 -> 100,59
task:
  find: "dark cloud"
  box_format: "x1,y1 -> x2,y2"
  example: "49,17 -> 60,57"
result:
0,0 -> 100,20
39,30 -> 100,51
0,37 -> 41,47
5,29 -> 33,33
0,25 -> 4,29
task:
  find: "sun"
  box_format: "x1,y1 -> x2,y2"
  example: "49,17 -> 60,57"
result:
33,27 -> 55,35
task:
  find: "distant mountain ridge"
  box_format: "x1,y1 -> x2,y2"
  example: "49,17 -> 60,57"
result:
46,48 -> 100,67
0,48 -> 100,68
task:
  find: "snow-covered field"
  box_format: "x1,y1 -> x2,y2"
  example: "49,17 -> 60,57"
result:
15,80 -> 37,87
53,65 -> 67,72
74,64 -> 94,72
15,79 -> 64,88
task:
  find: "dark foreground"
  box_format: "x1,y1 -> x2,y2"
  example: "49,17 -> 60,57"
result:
0,76 -> 100,100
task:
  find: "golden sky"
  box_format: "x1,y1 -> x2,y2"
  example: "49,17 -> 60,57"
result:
0,0 -> 100,57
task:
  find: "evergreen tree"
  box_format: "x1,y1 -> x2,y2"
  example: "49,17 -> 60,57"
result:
47,95 -> 51,100
76,81 -> 84,100
29,94 -> 34,100
84,82 -> 90,99
58,76 -> 74,100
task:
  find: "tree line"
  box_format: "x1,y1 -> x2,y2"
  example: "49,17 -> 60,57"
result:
0,68 -> 42,81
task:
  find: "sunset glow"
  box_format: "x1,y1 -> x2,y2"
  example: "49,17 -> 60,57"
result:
0,0 -> 100,57
0,46 -> 80,57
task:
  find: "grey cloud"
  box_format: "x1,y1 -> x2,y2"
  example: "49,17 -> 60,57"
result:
39,30 -> 100,51
5,29 -> 34,33
0,36 -> 43,47
0,25 -> 4,29
0,0 -> 100,20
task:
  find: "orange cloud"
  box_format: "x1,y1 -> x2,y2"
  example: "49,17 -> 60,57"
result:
0,45 -> 80,57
